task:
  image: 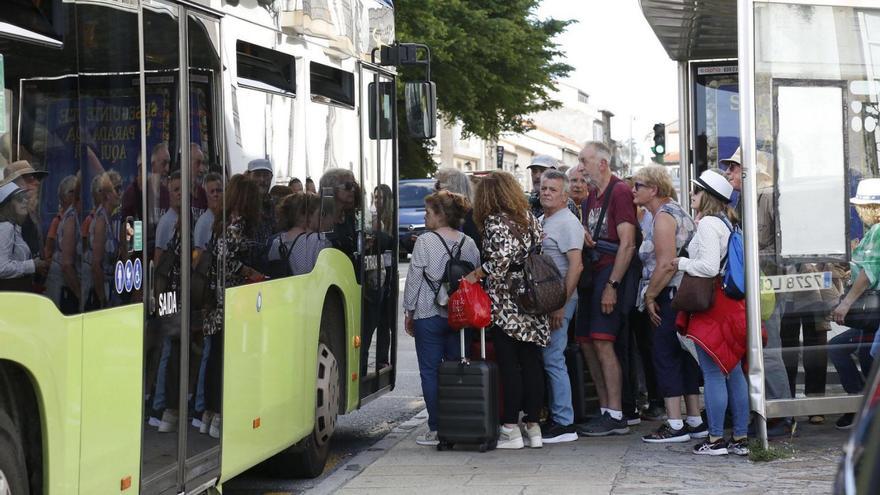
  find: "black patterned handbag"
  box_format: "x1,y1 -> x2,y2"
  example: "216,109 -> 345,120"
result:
843,290 -> 880,332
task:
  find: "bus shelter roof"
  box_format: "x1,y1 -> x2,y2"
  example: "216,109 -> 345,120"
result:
639,0 -> 738,62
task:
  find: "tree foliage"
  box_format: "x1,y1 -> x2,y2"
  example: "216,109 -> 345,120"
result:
395,0 -> 573,178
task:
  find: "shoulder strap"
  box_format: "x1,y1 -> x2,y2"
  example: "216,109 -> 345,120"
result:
428,231 -> 455,259
592,181 -> 615,240
286,232 -> 307,264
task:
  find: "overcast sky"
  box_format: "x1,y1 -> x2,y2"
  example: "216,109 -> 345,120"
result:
535,0 -> 679,148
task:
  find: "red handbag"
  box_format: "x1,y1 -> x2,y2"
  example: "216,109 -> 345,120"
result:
447,279 -> 492,330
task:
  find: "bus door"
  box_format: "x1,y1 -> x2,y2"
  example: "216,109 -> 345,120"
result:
358,64 -> 398,401
140,2 -> 223,494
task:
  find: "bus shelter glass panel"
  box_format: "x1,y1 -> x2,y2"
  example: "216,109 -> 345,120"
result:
692,62 -> 740,176
754,2 -> 880,404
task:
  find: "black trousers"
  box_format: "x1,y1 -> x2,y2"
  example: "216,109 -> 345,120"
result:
493,327 -> 545,425
631,308 -> 663,407
780,306 -> 827,397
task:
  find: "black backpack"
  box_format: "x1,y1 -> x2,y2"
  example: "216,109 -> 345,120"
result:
423,231 -> 475,298
265,232 -> 305,279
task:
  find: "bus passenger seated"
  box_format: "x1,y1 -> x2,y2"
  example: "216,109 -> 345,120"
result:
0,182 -> 48,291
268,192 -> 329,276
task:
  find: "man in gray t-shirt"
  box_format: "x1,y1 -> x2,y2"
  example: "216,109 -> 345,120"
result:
536,169 -> 585,444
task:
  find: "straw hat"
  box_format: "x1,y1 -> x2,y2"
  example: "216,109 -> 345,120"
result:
3,160 -> 48,184
851,178 -> 880,205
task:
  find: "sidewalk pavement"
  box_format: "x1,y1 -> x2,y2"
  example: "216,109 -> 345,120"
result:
318,410 -> 846,495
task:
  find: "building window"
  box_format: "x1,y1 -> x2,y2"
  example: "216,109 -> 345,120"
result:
578,90 -> 589,105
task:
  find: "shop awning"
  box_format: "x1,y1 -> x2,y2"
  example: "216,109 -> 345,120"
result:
639,0 -> 738,62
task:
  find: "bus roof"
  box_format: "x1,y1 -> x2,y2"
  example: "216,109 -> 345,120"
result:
640,0 -> 737,62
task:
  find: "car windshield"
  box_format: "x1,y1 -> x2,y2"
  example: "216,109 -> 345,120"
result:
399,182 -> 433,209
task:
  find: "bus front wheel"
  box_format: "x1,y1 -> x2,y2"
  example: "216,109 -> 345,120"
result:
285,340 -> 340,478
0,410 -> 29,495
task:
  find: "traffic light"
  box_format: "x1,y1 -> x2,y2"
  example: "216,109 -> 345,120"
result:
651,123 -> 666,163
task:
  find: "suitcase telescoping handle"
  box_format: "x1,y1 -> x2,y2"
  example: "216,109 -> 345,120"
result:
460,327 -> 486,364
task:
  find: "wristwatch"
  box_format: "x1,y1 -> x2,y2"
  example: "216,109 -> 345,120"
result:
607,279 -> 620,290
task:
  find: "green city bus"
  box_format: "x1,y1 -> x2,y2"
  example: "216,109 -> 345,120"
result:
0,1 -> 429,493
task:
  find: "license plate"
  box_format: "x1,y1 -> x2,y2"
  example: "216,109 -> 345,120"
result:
760,272 -> 832,294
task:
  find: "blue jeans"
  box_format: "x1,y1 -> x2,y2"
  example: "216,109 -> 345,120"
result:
542,296 -> 578,426
695,345 -> 749,438
872,327 -> 880,359
195,335 -> 212,413
414,315 -> 462,431
829,328 -> 875,394
152,336 -> 172,411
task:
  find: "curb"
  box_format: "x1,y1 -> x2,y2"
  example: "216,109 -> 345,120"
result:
306,408 -> 429,494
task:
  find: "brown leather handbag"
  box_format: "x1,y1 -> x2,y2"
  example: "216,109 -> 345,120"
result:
671,274 -> 716,313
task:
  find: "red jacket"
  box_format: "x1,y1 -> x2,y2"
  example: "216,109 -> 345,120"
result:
675,280 -> 748,375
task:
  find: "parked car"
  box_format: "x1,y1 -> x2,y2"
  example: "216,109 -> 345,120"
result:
398,179 -> 434,258
834,358 -> 880,494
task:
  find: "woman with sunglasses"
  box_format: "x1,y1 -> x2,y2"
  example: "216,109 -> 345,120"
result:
631,165 -> 705,444
673,169 -> 749,456
0,182 -> 49,291
319,168 -> 361,259
86,170 -> 122,309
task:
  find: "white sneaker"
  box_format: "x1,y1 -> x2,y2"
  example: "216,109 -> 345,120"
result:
522,423 -> 542,448
200,411 -> 214,435
192,417 -> 203,429
209,414 -> 221,439
416,430 -> 439,446
148,416 -> 161,428
496,425 -> 524,450
157,409 -> 178,433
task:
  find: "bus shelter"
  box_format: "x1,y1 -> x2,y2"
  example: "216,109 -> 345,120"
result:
641,0 -> 880,443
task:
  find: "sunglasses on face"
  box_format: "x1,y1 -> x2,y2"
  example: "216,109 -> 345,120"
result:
633,182 -> 650,191
336,181 -> 358,191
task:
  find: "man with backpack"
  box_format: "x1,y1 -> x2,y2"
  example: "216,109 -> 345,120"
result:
537,169 -> 585,443
576,141 -> 638,436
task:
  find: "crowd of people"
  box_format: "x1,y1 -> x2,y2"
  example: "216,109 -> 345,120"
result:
0,145 -> 398,443
403,141 -> 880,456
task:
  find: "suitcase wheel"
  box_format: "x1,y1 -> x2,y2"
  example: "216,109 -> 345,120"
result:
437,440 -> 454,451
478,442 -> 488,453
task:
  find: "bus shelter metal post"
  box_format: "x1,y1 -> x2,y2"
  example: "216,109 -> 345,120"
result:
677,61 -> 690,203
737,0 -> 769,450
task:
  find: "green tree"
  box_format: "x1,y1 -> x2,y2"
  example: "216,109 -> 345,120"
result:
395,0 -> 573,178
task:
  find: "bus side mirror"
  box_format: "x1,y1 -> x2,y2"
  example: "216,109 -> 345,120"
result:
404,81 -> 436,140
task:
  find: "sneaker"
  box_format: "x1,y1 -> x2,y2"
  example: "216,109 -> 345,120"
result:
579,412 -> 630,437
727,437 -> 750,456
209,414 -> 221,439
148,415 -> 161,428
642,422 -> 691,443
496,425 -> 524,449
157,409 -> 178,433
836,413 -> 856,430
541,422 -> 578,444
200,411 -> 214,435
686,421 -> 709,439
415,430 -> 439,446
641,404 -> 667,422
522,423 -> 542,448
625,411 -> 642,426
693,438 -> 729,456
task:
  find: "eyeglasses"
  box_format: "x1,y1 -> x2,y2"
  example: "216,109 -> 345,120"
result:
336,181 -> 358,191
633,182 -> 650,191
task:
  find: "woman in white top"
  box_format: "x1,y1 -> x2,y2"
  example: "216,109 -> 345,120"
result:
403,190 -> 480,447
268,191 -> 330,276
0,182 -> 48,291
672,169 -> 749,457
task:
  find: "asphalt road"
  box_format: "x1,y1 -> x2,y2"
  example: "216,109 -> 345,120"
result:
224,262 -> 422,494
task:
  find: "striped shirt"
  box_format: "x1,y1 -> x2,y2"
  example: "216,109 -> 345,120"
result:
404,230 -> 481,320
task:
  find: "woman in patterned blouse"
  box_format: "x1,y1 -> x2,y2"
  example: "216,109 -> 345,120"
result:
201,174 -> 266,439
465,170 -> 549,450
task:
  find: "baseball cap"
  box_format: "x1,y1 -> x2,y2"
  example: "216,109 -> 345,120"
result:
247,158 -> 273,174
527,155 -> 558,170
